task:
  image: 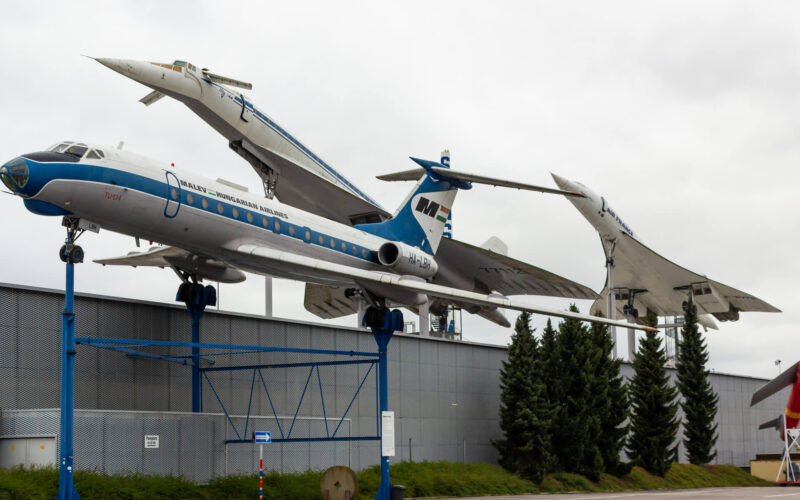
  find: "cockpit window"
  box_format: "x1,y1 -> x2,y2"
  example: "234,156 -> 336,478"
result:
63,144 -> 88,159
48,142 -> 74,153
86,149 -> 102,160
172,60 -> 196,72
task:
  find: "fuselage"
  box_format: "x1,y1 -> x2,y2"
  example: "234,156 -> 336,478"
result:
551,173 -> 635,242
94,58 -> 381,209
1,142 -> 391,284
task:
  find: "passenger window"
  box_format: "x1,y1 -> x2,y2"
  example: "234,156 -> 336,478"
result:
232,207 -> 239,218
186,193 -> 194,205
246,212 -> 253,223
201,198 -> 209,209
262,216 -> 269,228
217,203 -> 224,214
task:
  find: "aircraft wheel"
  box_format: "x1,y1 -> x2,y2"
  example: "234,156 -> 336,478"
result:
632,308 -> 639,319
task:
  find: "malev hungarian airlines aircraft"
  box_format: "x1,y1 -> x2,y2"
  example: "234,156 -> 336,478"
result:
0,143 -> 655,332
550,173 -> 779,331
90,56 -> 621,328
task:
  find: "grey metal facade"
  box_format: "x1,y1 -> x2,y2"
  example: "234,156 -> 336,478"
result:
0,283 -> 789,480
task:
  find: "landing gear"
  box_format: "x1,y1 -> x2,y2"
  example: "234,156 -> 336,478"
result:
622,304 -> 639,319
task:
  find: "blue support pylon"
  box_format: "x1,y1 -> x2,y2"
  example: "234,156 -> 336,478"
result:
58,228 -> 81,500
366,308 -> 404,500
177,283 -> 216,413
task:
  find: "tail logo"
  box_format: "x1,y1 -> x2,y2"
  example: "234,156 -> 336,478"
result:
415,197 -> 450,223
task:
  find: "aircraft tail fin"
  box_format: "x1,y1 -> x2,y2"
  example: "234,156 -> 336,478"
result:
356,157 -> 470,255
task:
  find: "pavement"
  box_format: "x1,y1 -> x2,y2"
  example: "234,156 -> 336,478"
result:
432,487 -> 800,499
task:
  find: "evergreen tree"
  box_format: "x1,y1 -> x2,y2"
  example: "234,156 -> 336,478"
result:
550,305 -> 603,480
676,296 -> 719,464
626,312 -> 680,476
493,312 -> 554,481
589,313 -> 631,475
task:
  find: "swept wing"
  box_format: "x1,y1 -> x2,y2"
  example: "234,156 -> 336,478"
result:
592,233 -> 779,321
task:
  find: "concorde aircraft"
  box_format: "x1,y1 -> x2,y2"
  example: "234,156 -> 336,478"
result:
550,173 -> 779,331
0,142 -> 655,333
91,56 -> 614,328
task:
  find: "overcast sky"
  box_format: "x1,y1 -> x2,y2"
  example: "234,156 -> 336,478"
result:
1,1 -> 797,379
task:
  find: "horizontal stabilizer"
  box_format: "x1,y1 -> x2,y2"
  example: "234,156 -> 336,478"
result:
759,416 -> 782,431
751,360 -> 800,406
377,162 -> 585,198
139,90 -> 165,106
202,70 -> 252,90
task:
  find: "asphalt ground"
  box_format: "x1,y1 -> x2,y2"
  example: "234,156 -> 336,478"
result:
433,487 -> 800,499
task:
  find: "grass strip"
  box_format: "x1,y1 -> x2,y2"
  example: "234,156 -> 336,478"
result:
0,462 -> 772,499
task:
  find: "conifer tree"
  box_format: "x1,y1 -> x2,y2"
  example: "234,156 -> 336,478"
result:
589,313 -> 631,475
493,312 -> 553,481
626,311 -> 680,476
676,296 -> 719,464
550,305 -> 603,480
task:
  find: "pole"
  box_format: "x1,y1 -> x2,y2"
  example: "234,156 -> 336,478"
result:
373,325 -> 394,500
189,304 -> 203,413
604,239 -> 617,359
259,443 -> 264,500
58,229 -> 81,500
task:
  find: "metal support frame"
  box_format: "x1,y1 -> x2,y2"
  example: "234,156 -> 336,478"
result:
778,414 -> 800,483
58,227 -> 81,500
62,257 -> 402,498
373,325 -> 394,500
603,238 -> 618,359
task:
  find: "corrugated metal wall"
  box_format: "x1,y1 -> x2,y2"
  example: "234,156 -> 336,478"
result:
0,283 -> 788,480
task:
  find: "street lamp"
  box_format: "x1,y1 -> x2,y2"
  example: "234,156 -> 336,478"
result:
776,359 -> 782,375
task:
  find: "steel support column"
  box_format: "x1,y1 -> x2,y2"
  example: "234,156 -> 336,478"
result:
178,283 -> 216,413
58,229 -> 81,500
373,327 -> 392,500
187,303 -> 204,413
366,307 -> 403,500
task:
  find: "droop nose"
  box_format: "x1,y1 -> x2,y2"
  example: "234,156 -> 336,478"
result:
0,157 -> 30,194
550,172 -> 572,191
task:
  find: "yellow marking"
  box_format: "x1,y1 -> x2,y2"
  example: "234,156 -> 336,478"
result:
9,445 -> 14,450
40,445 -> 45,450
786,407 -> 800,419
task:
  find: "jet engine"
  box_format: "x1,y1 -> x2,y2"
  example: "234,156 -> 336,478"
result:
377,242 -> 438,279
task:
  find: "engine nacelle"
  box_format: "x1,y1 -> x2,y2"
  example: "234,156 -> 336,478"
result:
377,242 -> 438,279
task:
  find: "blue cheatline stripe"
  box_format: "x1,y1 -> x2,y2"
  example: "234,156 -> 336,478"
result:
22,159 -> 380,265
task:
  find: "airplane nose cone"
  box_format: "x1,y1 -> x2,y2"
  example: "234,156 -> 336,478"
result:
550,172 -> 570,190
93,57 -> 157,83
0,157 -> 29,194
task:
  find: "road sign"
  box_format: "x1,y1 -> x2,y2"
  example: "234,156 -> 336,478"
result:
255,431 -> 271,443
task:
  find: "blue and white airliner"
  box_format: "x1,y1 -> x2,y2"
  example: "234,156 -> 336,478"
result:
0,141 -> 655,332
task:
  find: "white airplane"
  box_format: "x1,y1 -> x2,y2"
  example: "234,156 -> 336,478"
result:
91,57 -> 387,226
0,142 -> 656,333
550,173 -> 779,337
90,56 -> 613,328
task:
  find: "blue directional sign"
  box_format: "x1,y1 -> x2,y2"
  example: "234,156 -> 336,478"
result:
255,431 -> 271,443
